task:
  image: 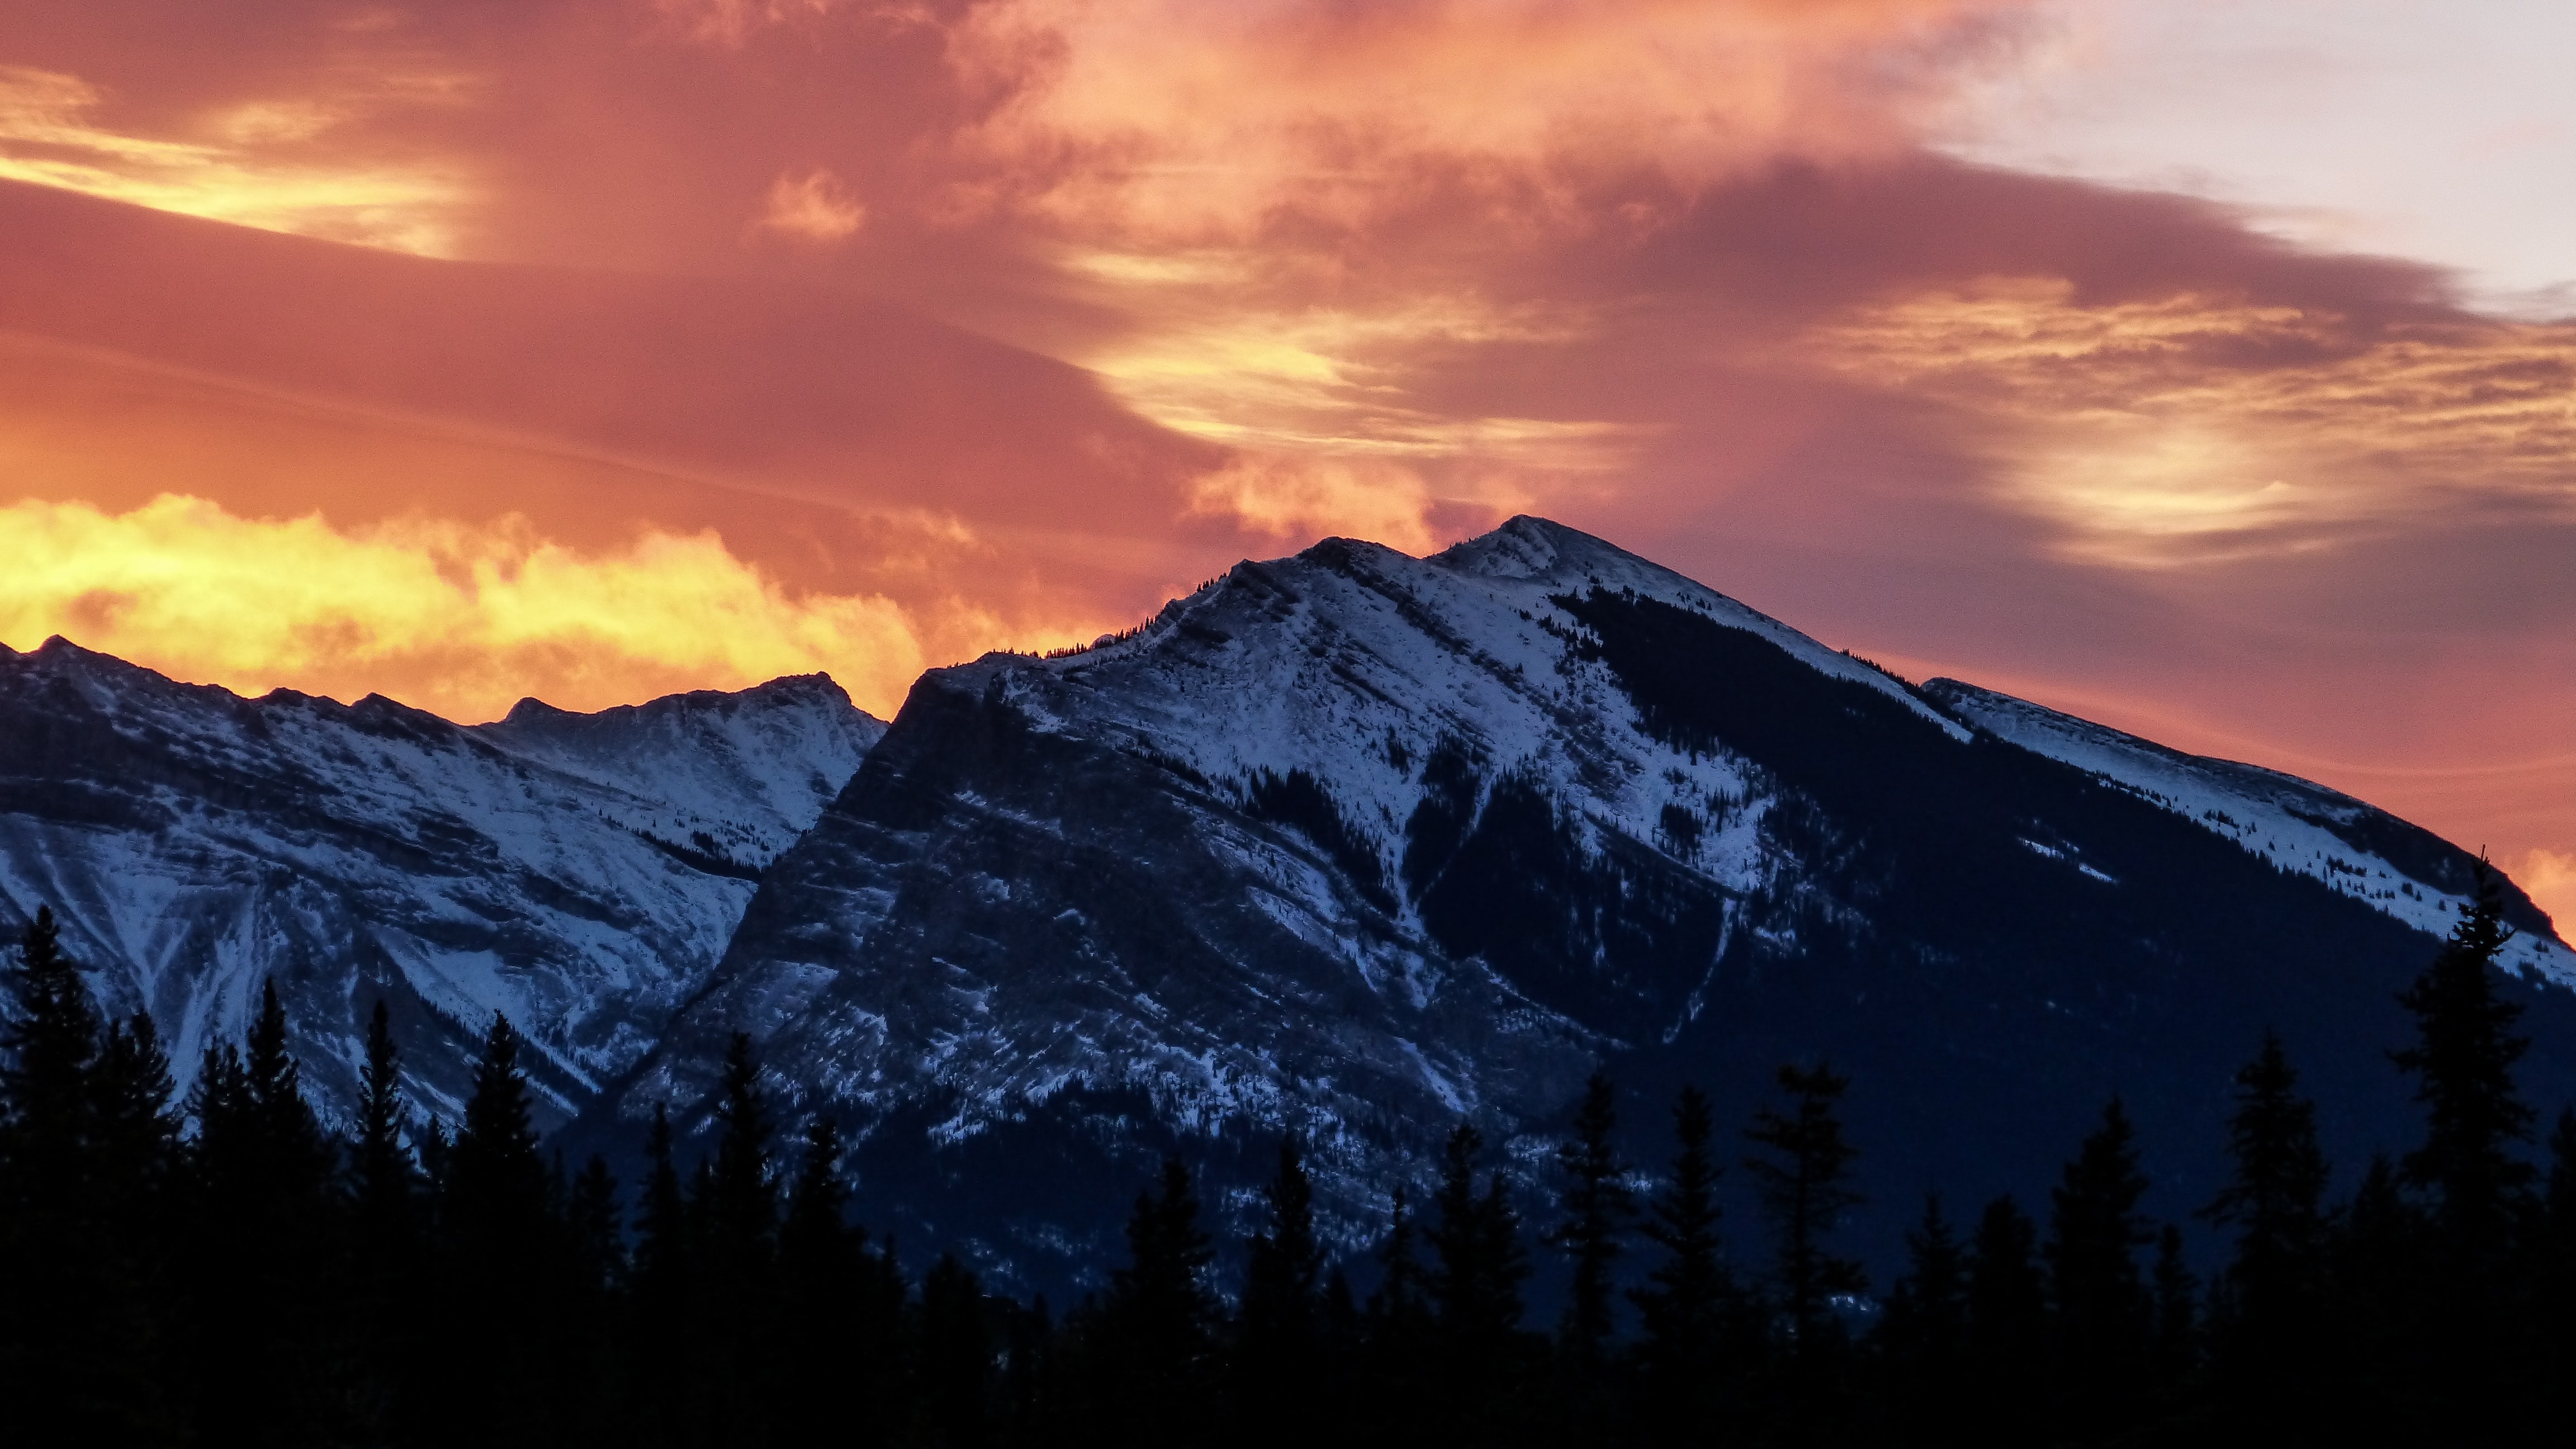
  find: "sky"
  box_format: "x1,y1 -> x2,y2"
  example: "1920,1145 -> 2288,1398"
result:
1,0 -> 2569,927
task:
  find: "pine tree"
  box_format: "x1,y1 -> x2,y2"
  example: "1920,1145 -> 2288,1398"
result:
2394,860 -> 2536,1270
1102,1156 -> 1217,1440
2044,1098 -> 2153,1438
2199,1031 -> 2329,1419
920,1253 -> 992,1449
1964,1195 -> 2046,1447
435,1012 -> 564,1448
1426,1123 -> 1533,1439
1550,1073 -> 1634,1371
2149,1224 -> 2199,1398
1876,1194 -> 1968,1436
779,1115 -> 889,1449
1238,1135 -> 1325,1438
349,1001 -> 416,1266
1743,1062 -> 1865,1351
2392,860 -> 2538,1431
0,908 -> 177,1441
628,1102 -> 699,1449
1357,1183 -> 1433,1441
0,907 -> 101,1206
181,978 -> 348,1445
1630,1085 -> 1734,1446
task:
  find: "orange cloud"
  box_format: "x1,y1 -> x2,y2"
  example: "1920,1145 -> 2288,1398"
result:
0,494 -> 934,721
755,168 -> 866,243
946,0 -> 2037,243
1808,276 -> 2576,565
0,64 -> 469,255
2526,850 -> 2576,939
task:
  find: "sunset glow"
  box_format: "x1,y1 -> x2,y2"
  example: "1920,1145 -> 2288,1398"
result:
1,0 -> 2567,924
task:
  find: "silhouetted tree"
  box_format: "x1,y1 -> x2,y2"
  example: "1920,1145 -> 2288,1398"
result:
2045,1099 -> 2153,1438
1631,1086 -> 1735,1446
2200,1030 -> 2329,1422
1965,1195 -> 2045,1447
1745,1063 -> 1864,1354
1551,1073 -> 1634,1374
920,1253 -> 992,1449
1238,1135 -> 1326,1439
0,908 -> 177,1441
1100,1156 -> 1216,1441
1876,1193 -> 1968,1437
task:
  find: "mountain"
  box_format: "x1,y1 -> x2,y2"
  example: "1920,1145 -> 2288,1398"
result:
603,515 -> 2572,1287
0,637 -> 883,1124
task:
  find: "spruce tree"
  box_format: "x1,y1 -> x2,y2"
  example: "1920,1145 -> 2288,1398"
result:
182,979 -> 348,1445
0,908 -> 177,1441
1550,1073 -> 1634,1371
2392,860 -> 2538,1430
628,1102 -> 698,1449
1102,1157 -> 1216,1441
2149,1224 -> 2200,1400
1965,1196 -> 2045,1447
1630,1085 -> 1734,1446
778,1115 -> 888,1449
1876,1194 -> 1968,1435
1743,1062 -> 1864,1350
1426,1123 -> 1532,1440
2044,1098 -> 2153,1438
2394,860 -> 2536,1270
435,1012 -> 562,1448
2199,1031 -> 2329,1418
349,1001 -> 418,1275
920,1253 -> 992,1449
1238,1135 -> 1325,1438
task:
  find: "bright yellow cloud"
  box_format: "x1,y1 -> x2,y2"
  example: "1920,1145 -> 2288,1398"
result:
0,495 -> 927,722
2527,849 -> 2576,940
0,65 -> 467,255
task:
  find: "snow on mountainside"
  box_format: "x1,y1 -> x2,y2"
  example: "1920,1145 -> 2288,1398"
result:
613,515 -> 2576,1288
0,637 -> 882,1125
1923,679 -> 2571,984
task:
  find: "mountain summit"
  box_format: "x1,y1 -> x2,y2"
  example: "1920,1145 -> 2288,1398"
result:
597,517 -> 2571,1282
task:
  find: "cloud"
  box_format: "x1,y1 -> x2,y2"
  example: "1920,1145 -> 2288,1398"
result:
2525,849 -> 2576,939
0,63 -> 468,254
0,494 -> 930,721
755,168 -> 866,243
1805,275 -> 2576,565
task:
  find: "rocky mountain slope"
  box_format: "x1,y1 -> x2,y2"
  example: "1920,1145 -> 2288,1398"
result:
0,638 -> 882,1124
605,517 -> 2572,1285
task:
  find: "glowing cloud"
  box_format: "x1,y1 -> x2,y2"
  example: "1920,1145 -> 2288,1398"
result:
1809,277 -> 2576,565
2526,849 -> 2576,938
0,65 -> 467,255
0,495 -> 928,722
755,168 -> 866,243
946,0 -> 2037,242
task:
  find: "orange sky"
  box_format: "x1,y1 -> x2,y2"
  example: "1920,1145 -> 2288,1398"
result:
1,0 -> 2569,929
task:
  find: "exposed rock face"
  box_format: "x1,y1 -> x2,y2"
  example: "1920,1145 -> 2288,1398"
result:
0,639 -> 882,1124
609,518 -> 2573,1286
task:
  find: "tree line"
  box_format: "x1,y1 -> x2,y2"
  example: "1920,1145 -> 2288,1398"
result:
4,867 -> 2574,1446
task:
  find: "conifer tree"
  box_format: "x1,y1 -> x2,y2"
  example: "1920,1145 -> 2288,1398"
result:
1426,1123 -> 1532,1440
2395,860 -> 2536,1271
1103,1156 -> 1217,1441
1550,1073 -> 1634,1371
437,1012 -> 563,1448
628,1102 -> 698,1449
1743,1062 -> 1864,1351
1876,1194 -> 1968,1434
2534,1109 -> 2576,1422
779,1115 -> 890,1449
2149,1224 -> 2199,1398
2392,861 -> 2538,1429
2045,1098 -> 2153,1438
182,979 -> 347,1445
1965,1195 -> 2046,1447
920,1253 -> 993,1449
2200,1031 -> 2329,1417
1238,1134 -> 1326,1437
1427,1123 -> 1531,1346
0,908 -> 176,1442
1630,1085 -> 1734,1445
349,1001 -> 417,1276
